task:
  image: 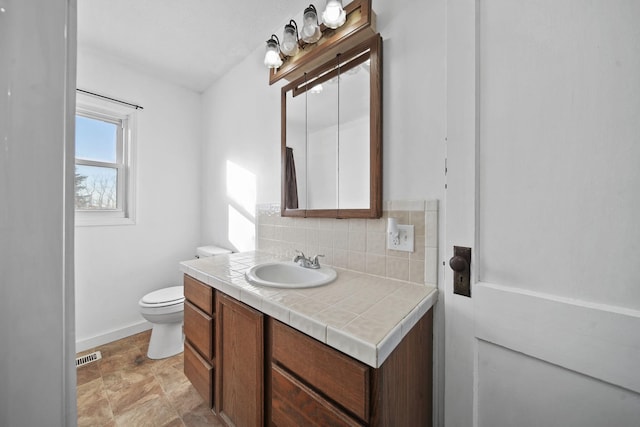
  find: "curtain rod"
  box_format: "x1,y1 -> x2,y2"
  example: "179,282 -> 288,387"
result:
76,89 -> 144,110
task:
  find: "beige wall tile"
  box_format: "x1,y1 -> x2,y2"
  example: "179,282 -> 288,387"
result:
318,247 -> 333,266
318,229 -> 333,247
255,201 -> 439,286
318,218 -> 334,230
366,217 -> 386,233
425,247 -> 439,285
349,219 -> 367,232
387,256 -> 410,281
366,253 -> 387,276
333,229 -> 349,250
348,251 -> 366,273
306,228 -> 319,246
333,219 -> 350,232
387,247 -> 409,259
333,249 -> 348,268
348,231 -> 366,252
409,210 -> 426,236
426,211 -> 438,248
410,260 -> 425,284
366,231 -> 386,255
410,234 -> 426,261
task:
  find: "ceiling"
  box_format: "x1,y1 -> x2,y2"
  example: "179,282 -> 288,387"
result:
77,0 -> 305,92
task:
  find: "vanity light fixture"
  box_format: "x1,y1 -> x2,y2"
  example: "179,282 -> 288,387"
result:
264,34 -> 284,69
301,5 -> 322,43
265,0 -> 376,80
322,0 -> 346,29
264,2 -> 352,69
281,20 -> 300,56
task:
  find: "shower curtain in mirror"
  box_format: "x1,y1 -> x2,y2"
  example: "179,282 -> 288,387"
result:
285,147 -> 299,209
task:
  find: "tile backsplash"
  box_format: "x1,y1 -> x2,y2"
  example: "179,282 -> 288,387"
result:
256,200 -> 438,286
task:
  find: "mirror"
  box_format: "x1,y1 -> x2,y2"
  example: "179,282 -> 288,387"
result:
281,34 -> 382,218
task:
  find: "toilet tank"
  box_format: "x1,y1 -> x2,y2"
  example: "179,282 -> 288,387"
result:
196,245 -> 232,258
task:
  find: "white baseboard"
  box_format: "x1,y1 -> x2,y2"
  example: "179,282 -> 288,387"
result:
75,321 -> 152,353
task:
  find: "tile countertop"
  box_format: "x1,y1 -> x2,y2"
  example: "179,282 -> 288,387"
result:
179,251 -> 438,368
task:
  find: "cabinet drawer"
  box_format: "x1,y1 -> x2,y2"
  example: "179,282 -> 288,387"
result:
271,365 -> 363,427
184,341 -> 214,408
184,274 -> 213,314
184,301 -> 214,360
271,320 -> 370,422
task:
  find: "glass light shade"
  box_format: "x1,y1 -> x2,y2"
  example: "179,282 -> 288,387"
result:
301,6 -> 322,43
281,23 -> 299,56
264,38 -> 283,68
322,0 -> 346,29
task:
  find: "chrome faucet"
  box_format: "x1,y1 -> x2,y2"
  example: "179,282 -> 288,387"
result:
293,251 -> 324,269
293,251 -> 310,267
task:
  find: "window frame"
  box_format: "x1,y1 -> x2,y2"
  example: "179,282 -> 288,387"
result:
75,92 -> 137,226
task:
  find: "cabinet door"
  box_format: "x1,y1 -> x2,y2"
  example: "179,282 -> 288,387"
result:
216,292 -> 264,427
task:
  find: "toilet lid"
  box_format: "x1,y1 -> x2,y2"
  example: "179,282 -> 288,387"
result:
141,286 -> 184,305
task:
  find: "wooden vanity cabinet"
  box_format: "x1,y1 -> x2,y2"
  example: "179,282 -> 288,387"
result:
269,319 -> 369,426
268,311 -> 433,427
183,274 -> 433,427
183,275 -> 215,408
183,274 -> 264,426
216,292 -> 264,427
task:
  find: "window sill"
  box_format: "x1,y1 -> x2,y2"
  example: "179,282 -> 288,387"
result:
75,212 -> 136,227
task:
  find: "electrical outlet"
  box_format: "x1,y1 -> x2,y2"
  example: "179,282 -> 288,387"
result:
387,224 -> 414,252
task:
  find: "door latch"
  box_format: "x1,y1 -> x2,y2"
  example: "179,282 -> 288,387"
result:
449,246 -> 471,297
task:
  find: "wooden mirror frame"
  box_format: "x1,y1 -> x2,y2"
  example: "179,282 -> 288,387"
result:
281,33 -> 382,219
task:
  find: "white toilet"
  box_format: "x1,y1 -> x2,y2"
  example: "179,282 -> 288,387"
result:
138,245 -> 231,359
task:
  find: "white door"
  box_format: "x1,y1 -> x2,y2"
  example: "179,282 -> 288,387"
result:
444,1 -> 640,426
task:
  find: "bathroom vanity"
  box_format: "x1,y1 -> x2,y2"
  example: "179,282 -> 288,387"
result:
181,252 -> 437,427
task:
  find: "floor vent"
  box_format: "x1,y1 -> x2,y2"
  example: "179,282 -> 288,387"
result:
76,351 -> 102,368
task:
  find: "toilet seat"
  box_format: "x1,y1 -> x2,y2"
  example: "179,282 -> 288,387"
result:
139,286 -> 184,308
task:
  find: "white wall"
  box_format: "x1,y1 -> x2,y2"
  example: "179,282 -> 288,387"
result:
0,1 -> 77,425
374,0 -> 446,201
200,48 -> 281,251
201,0 -> 447,245
74,48 -> 202,350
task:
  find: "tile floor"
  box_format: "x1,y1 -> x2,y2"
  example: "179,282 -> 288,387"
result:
76,331 -> 222,427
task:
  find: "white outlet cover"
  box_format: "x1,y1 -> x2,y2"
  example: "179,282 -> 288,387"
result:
388,224 -> 414,252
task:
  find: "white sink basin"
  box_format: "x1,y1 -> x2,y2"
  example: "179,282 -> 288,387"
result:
245,261 -> 337,289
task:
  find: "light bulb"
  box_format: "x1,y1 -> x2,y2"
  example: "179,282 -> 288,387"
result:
264,36 -> 283,69
322,0 -> 346,29
281,21 -> 299,56
301,5 -> 322,43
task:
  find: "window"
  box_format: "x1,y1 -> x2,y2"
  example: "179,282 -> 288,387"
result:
75,92 -> 137,226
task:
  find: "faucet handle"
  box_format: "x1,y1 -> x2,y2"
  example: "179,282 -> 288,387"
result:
293,250 -> 306,263
311,254 -> 325,268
